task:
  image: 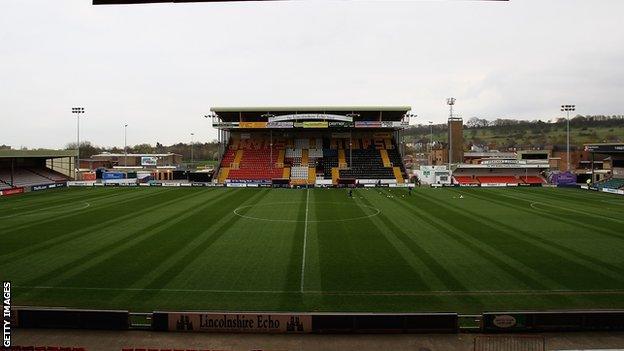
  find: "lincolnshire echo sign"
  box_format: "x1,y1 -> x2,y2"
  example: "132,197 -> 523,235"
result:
167,312 -> 311,333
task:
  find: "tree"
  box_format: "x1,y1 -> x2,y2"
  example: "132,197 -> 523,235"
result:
65,141 -> 100,158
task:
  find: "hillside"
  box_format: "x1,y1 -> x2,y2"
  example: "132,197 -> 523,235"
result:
403,115 -> 624,150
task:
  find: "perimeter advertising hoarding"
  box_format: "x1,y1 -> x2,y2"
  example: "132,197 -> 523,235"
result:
141,156 -> 158,166
67,181 -> 95,187
0,187 -> 24,196
102,172 -> 125,180
167,312 -> 311,333
31,182 -> 67,192
482,311 -> 624,332
602,188 -> 624,195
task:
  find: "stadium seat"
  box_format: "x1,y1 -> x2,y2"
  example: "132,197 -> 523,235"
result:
520,176 -> 545,184
338,149 -> 396,180
217,135 -> 408,183
0,168 -> 69,188
596,177 -> 624,190
454,176 -> 480,184
477,176 -> 520,184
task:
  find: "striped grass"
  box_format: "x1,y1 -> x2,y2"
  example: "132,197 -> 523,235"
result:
1,186 -> 623,313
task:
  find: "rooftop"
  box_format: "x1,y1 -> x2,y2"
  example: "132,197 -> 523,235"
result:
0,149 -> 78,158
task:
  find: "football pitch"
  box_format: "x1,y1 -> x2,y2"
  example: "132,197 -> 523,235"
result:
1,186 -> 624,313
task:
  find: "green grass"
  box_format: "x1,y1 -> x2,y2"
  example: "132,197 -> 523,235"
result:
1,187 -> 624,313
411,125 -> 624,147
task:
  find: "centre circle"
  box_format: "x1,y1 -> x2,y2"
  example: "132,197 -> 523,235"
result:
233,201 -> 381,223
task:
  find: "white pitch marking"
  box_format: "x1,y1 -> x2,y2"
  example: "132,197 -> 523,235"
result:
300,188 -> 310,293
232,201 -> 380,223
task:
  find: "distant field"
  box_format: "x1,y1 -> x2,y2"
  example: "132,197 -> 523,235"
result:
1,187 -> 624,313
412,125 -> 624,146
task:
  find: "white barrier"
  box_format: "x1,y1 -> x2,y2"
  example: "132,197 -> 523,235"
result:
602,188 -> 624,196
67,181 -> 95,187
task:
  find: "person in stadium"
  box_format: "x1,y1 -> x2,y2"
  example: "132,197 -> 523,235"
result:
349,189 -> 353,198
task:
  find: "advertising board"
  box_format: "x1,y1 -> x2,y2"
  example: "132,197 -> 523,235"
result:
266,121 -> 293,128
302,121 -> 328,128
355,121 -> 382,128
328,121 -> 354,128
0,187 -> 24,196
68,181 -> 95,187
102,172 -> 125,180
164,312 -> 311,333
31,182 -> 67,191
239,122 -> 267,129
141,156 -> 158,166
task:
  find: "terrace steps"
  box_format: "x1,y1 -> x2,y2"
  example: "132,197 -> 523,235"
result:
380,149 -> 392,167
233,150 -> 244,165
277,149 -> 285,167
393,167 -> 404,183
332,167 -> 340,185
218,167 -> 230,183
308,168 -> 316,184
338,149 -> 347,168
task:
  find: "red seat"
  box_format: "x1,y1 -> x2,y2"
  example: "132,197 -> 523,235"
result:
454,176 -> 479,184
520,176 -> 545,184
477,176 -> 520,184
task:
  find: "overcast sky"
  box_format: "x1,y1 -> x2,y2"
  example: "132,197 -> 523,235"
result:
1,0 -> 623,149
